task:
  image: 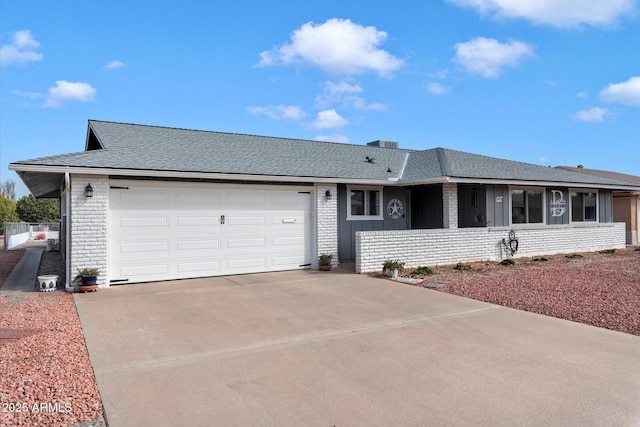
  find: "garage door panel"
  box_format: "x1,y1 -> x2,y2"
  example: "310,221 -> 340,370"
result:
176,215 -> 220,227
109,182 -> 312,284
176,191 -> 221,207
119,263 -> 169,278
226,192 -> 267,205
273,236 -> 305,247
176,239 -> 220,251
175,260 -> 220,274
119,241 -> 169,254
227,237 -> 266,249
114,190 -> 170,208
226,257 -> 266,270
226,215 -> 266,226
119,216 -> 169,228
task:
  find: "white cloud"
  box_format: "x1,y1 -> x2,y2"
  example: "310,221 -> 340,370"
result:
105,60 -> 125,69
0,29 -> 43,66
344,96 -> 387,111
428,69 -> 449,80
447,0 -> 635,28
599,76 -> 640,106
577,91 -> 588,99
315,80 -> 386,110
12,89 -> 43,99
257,18 -> 404,76
453,37 -> 534,78
427,82 -> 450,95
315,134 -> 350,143
538,156 -> 551,164
311,109 -> 349,129
572,107 -> 608,122
247,105 -> 307,120
44,80 -> 96,108
315,80 -> 363,107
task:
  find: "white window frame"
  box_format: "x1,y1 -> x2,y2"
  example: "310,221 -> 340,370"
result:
347,186 -> 384,221
569,188 -> 599,223
509,186 -> 546,225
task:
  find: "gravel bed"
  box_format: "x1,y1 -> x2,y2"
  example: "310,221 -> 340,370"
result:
399,249 -> 640,336
0,251 -> 24,289
0,250 -> 105,427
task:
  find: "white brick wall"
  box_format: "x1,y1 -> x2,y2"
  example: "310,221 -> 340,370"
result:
70,175 -> 109,288
315,183 -> 338,267
356,222 -> 626,273
442,182 -> 458,229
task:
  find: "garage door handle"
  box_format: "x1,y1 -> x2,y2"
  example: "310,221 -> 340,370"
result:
220,215 -> 225,225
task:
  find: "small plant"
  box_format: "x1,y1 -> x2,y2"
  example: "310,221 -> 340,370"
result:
382,260 -> 405,272
499,259 -> 516,266
599,249 -> 616,255
74,268 -> 100,281
453,262 -> 472,271
566,253 -> 583,259
412,266 -> 433,275
532,257 -> 548,262
318,253 -> 333,266
635,246 -> 640,252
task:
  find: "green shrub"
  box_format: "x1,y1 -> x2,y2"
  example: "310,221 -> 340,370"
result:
412,266 -> 433,275
383,260 -> 405,271
499,259 -> 516,266
566,253 -> 583,259
453,262 -> 472,271
599,249 -> 616,255
532,257 -> 548,262
635,246 -> 640,252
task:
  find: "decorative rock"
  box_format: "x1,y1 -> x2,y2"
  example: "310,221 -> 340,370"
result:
37,275 -> 59,292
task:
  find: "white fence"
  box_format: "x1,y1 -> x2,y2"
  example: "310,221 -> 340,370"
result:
3,222 -> 60,250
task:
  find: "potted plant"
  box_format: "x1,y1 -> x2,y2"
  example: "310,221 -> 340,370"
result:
318,253 -> 333,271
74,268 -> 100,292
382,260 -> 405,279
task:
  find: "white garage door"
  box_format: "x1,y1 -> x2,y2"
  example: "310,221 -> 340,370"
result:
109,180 -> 313,284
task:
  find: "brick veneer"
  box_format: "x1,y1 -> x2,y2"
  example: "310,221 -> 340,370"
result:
315,183 -> 339,267
70,175 -> 109,288
355,222 -> 626,273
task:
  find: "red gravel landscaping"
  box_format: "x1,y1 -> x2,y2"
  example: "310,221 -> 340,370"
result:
402,248 -> 640,336
0,250 -> 104,427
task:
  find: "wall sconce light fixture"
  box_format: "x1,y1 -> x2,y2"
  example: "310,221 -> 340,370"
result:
85,184 -> 94,198
325,190 -> 332,201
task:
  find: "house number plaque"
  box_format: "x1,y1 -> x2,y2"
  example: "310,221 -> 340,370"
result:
387,199 -> 403,219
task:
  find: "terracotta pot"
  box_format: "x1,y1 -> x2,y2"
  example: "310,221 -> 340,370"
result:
319,265 -> 332,271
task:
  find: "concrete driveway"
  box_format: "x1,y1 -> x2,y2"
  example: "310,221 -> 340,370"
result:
74,270 -> 640,426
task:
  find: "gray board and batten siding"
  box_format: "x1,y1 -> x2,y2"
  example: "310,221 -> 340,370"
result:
337,185 -> 410,262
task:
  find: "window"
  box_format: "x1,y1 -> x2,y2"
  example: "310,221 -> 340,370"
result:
348,187 -> 382,220
571,191 -> 597,222
511,189 -> 543,224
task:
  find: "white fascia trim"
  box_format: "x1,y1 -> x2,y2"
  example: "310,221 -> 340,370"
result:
8,164 -> 393,186
444,176 -> 640,192
10,164 -> 640,192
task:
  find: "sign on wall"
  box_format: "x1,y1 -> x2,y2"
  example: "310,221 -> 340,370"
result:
549,190 -> 566,217
387,198 -> 404,219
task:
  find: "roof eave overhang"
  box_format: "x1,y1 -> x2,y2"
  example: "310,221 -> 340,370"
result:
11,164 -> 640,192
8,164 -> 402,186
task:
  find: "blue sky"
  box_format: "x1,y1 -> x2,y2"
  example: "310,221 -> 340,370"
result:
2,0 -> 639,197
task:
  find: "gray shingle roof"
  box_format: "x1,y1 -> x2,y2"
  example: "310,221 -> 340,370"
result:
10,120 -> 638,189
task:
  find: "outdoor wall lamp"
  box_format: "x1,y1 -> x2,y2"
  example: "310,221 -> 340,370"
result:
85,184 -> 94,198
325,190 -> 332,201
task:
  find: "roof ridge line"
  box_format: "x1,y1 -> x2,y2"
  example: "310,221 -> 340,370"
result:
435,147 -> 451,176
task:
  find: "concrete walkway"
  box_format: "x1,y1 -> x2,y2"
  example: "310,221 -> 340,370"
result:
75,270 -> 640,427
1,248 -> 43,293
